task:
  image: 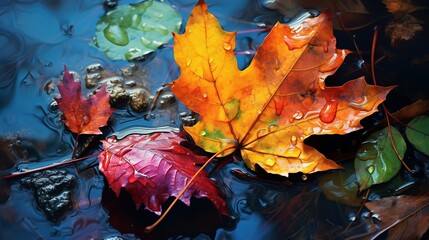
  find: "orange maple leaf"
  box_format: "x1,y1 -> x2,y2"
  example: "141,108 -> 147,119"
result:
55,66 -> 113,135
168,0 -> 394,176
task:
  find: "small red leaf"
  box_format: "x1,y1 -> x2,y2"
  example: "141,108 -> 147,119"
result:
55,65 -> 113,135
98,131 -> 228,216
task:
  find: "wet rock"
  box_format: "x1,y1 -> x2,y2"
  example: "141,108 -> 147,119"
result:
156,92 -> 176,109
103,77 -> 130,108
129,89 -> 150,113
103,0 -> 118,9
180,112 -> 198,126
85,73 -> 102,88
120,65 -> 135,77
85,63 -> 104,73
20,170 -> 76,222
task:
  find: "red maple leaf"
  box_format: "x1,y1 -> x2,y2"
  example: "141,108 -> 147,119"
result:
55,66 -> 113,135
98,131 -> 228,216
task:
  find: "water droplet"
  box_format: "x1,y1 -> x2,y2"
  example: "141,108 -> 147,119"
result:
367,165 -> 375,174
82,115 -> 90,125
322,42 -> 329,53
268,124 -> 279,133
265,158 -> 275,167
289,117 -> 294,123
257,129 -> 267,138
301,174 -> 308,181
313,127 -> 322,134
274,59 -> 280,71
200,130 -> 207,136
202,93 -> 208,100
187,28 -> 192,33
292,111 -> 303,120
223,42 -> 232,50
290,135 -> 297,145
319,98 -> 338,123
318,77 -> 325,90
209,57 -> 215,63
348,96 -> 370,111
257,109 -> 262,114
104,24 -> 129,46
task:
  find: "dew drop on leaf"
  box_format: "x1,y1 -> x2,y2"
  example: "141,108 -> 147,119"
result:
83,115 -> 90,125
367,165 -> 375,174
200,130 -> 207,136
103,24 -> 129,46
186,59 -> 192,66
268,124 -> 279,133
265,158 -> 275,167
319,98 -> 338,123
290,135 -> 297,145
223,42 -> 231,50
274,59 -> 280,71
257,129 -> 267,138
293,111 -> 303,120
318,77 -> 325,90
322,41 -> 329,53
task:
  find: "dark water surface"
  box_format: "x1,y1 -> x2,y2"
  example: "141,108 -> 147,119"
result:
1,0 -> 428,239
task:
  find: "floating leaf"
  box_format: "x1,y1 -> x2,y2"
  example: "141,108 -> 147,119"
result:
93,0 -> 182,60
365,195 -> 429,240
55,66 -> 113,135
318,161 -> 361,206
406,115 -> 429,157
355,127 -> 406,190
98,132 -> 227,216
169,0 -> 393,177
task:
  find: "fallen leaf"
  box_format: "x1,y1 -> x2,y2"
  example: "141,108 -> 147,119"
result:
364,195 -> 429,240
98,131 -> 227,216
169,0 -> 393,176
406,115 -> 429,157
93,1 -> 182,60
355,127 -> 406,190
55,66 -> 113,135
318,161 -> 361,206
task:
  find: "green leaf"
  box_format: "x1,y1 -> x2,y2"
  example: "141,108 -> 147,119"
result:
319,161 -> 361,206
93,0 -> 182,60
406,115 -> 429,157
354,127 -> 406,191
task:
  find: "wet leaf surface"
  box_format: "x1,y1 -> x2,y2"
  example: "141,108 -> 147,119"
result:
406,115 -> 429,157
355,127 -> 406,190
93,1 -> 182,60
55,66 -> 114,135
319,161 -> 361,206
98,131 -> 227,216
170,0 -> 393,176
364,195 -> 429,240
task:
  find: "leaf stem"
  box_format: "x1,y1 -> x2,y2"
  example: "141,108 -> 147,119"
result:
0,151 -> 101,180
370,27 -> 413,173
71,134 -> 80,159
144,145 -> 236,233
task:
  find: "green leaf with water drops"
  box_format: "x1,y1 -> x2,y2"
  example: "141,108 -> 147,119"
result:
319,161 -> 361,206
354,127 -> 406,191
93,0 -> 182,60
406,115 -> 429,157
